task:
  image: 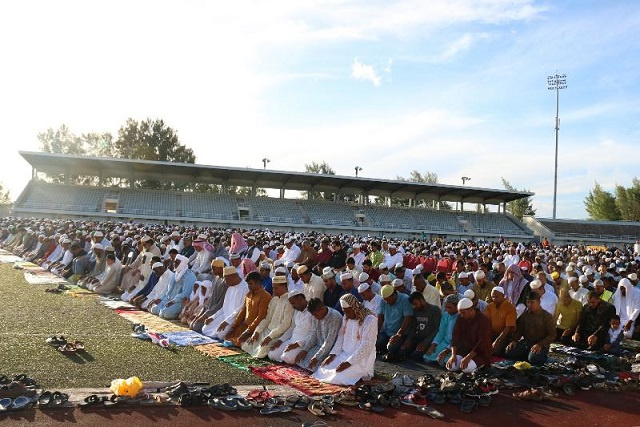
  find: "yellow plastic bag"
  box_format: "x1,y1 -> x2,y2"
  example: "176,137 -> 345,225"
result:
110,376 -> 143,397
513,361 -> 532,370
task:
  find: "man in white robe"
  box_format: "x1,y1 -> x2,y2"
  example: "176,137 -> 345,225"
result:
141,263 -> 174,310
242,276 -> 294,358
358,282 -> 382,314
297,265 -> 325,302
530,279 -> 558,315
190,239 -> 213,281
613,278 -> 640,338
313,293 -> 377,385
281,238 -> 301,264
268,286 -> 314,362
201,267 -> 249,339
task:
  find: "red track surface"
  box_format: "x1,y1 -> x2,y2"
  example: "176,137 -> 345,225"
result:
1,390 -> 638,426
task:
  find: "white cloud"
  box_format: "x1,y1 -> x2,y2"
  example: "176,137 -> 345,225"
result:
351,58 -> 382,86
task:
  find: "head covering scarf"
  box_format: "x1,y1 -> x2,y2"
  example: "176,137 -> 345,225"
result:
241,258 -> 258,276
198,280 -> 213,307
174,254 -> 189,281
339,293 -> 374,340
230,232 -> 248,257
613,278 -> 640,321
500,263 -> 528,305
189,282 -> 201,303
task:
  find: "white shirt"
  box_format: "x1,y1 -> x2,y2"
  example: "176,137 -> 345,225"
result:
540,291 -> 558,315
352,252 -> 366,269
303,274 -> 326,301
213,280 -> 249,324
363,294 -> 382,315
255,293 -> 294,340
282,244 -> 301,263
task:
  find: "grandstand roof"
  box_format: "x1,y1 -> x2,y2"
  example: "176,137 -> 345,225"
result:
20,151 -> 533,204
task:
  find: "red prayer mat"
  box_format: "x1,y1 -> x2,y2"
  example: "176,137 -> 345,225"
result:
250,365 -> 347,396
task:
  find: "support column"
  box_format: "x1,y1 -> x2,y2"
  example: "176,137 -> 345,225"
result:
280,188 -> 285,199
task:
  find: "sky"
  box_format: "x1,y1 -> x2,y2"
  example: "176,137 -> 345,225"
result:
1,0 -> 639,219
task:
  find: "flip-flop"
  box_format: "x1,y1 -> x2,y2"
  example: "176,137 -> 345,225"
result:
37,391 -> 53,406
0,397 -> 12,412
417,405 -> 445,419
259,405 -> 291,415
47,392 -> 70,408
307,400 -> 326,416
58,343 -> 77,355
73,341 -> 86,352
13,374 -> 37,387
428,390 -> 446,405
11,396 -> 33,411
79,394 -> 106,407
46,336 -> 67,346
103,395 -> 129,407
459,399 -> 477,413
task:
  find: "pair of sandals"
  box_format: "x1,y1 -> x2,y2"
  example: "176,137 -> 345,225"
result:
258,398 -> 293,415
0,381 -> 37,398
37,391 -> 70,408
131,324 -> 149,340
0,396 -> 34,412
46,336 -> 85,354
80,393 -> 155,407
207,396 -> 252,411
45,284 -> 70,294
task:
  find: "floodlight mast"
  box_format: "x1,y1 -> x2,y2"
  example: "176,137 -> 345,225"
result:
547,73 -> 567,219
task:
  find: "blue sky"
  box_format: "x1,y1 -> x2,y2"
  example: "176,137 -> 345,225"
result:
1,0 -> 639,219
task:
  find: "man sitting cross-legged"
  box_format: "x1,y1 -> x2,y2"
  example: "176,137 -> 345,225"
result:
446,297 -> 492,374
242,275 -> 293,358
268,286 -> 314,362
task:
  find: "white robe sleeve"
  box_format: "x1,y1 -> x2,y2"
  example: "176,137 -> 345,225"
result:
345,315 -> 377,365
329,318 -> 346,355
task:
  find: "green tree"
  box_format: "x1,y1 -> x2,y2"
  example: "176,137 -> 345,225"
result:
584,182 -> 621,220
83,132 -> 114,157
501,178 -> 536,219
615,178 -> 640,221
303,161 -> 336,201
375,170 -> 451,209
114,118 -> 195,163
38,124 -> 85,156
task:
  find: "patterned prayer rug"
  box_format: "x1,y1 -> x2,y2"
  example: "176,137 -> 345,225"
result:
217,353 -> 275,371
250,364 -> 347,395
195,343 -> 242,358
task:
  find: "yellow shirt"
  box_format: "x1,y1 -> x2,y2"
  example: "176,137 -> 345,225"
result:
485,300 -> 517,335
554,298 -> 583,330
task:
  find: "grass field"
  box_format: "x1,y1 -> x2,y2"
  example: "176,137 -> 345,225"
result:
0,263 -> 267,389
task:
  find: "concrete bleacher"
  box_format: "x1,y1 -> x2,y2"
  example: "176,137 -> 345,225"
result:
13,181 -> 533,239
522,216 -> 640,246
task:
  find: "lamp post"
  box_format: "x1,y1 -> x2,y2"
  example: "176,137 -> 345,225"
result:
547,73 -> 567,219
262,158 -> 270,169
355,166 -> 362,177
459,176 -> 471,211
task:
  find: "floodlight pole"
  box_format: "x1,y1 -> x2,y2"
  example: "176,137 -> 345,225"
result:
547,73 -> 567,219
262,158 -> 270,169
355,166 -> 362,177
460,176 -> 471,212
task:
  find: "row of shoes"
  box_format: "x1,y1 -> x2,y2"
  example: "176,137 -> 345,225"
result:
45,284 -> 70,294
46,336 -> 85,354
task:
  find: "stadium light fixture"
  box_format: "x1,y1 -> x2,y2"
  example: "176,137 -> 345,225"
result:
461,176 -> 471,185
262,158 -> 270,169
547,72 -> 567,219
355,166 -> 362,177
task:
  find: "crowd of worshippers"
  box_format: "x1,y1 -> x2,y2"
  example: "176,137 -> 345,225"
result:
2,218 -> 640,384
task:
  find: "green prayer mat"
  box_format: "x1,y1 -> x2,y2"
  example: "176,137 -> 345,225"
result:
217,353 -> 275,371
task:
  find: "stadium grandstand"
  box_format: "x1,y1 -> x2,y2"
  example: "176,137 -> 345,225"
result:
14,151 -> 536,240
523,216 -> 640,247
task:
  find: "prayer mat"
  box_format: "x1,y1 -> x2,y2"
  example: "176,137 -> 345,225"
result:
550,343 -> 608,360
98,298 -> 136,310
163,330 -> 217,347
0,255 -> 22,263
64,285 -> 96,295
114,310 -> 190,332
217,354 -> 275,371
287,376 -> 347,396
196,343 -> 242,358
14,261 -> 41,270
24,270 -> 68,285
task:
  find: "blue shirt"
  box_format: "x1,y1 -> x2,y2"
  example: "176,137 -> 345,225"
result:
262,276 -> 273,294
379,292 -> 414,336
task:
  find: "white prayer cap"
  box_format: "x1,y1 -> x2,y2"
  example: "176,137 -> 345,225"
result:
152,262 -> 164,269
457,298 -> 473,310
594,279 -> 604,287
458,272 -> 468,279
141,235 -> 152,243
379,274 -> 391,283
275,266 -> 287,274
170,231 -> 180,237
340,272 -> 353,281
529,279 -> 542,290
557,261 -> 564,266
288,285 -> 304,298
93,243 -> 103,250
322,271 -> 335,280
339,298 -> 352,309
584,268 -> 594,275
272,276 -> 287,285
357,282 -> 370,293
392,278 -> 404,288
259,261 -> 271,270
322,266 -> 333,275
492,286 -> 505,295
62,238 -> 72,244
230,253 -> 241,260
579,275 -> 588,283
197,233 -> 207,240
284,237 -> 293,244
223,266 -> 237,276
378,263 -> 388,270
568,276 -> 578,283
395,263 -> 404,271
628,273 -> 638,281
474,270 -> 485,280
463,289 -> 476,300
618,267 -> 627,273
566,266 -> 575,273
352,243 -> 361,249
296,265 -> 309,275
358,272 -> 369,283
94,231 -> 104,237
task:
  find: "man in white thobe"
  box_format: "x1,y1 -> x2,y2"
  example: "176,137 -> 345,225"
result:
242,276 -> 294,358
530,279 -> 558,315
313,293 -> 377,385
297,265 -> 325,302
201,267 -> 249,339
613,278 -> 640,338
141,263 -> 175,310
268,286 -> 314,362
281,238 -> 301,264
